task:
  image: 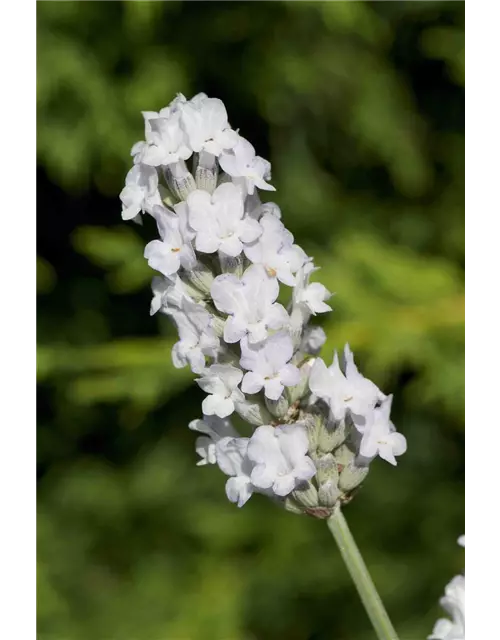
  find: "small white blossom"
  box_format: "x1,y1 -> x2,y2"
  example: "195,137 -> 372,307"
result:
428,575 -> 465,640
150,275 -> 172,315
119,164 -> 161,220
150,274 -> 193,316
196,364 -> 245,419
343,345 -> 389,429
290,261 -> 332,337
187,182 -> 262,257
189,414 -> 238,465
215,436 -> 255,507
163,159 -> 197,201
240,332 -> 301,400
259,201 -> 282,220
186,93 -> 207,108
309,346 -> 386,424
244,213 -> 308,286
293,262 -> 332,315
211,265 -> 289,344
144,206 -> 196,277
301,326 -> 327,356
242,194 -> 281,222
140,110 -> 192,167
219,136 -> 275,195
130,103 -> 186,164
358,396 -> 407,466
309,353 -> 352,422
171,299 -> 219,374
180,95 -> 239,156
247,424 -> 317,497
142,95 -> 188,131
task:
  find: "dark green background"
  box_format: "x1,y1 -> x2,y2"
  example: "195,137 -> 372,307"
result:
37,2 -> 464,639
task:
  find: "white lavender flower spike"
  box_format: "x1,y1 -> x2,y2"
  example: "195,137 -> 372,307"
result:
120,92 -> 407,516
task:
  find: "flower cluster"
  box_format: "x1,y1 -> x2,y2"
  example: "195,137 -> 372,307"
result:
120,92 -> 407,516
429,536 -> 465,640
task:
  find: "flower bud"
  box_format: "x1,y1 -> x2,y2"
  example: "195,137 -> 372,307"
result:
219,253 -> 245,278
182,262 -> 214,297
338,461 -> 369,492
282,476 -> 341,519
300,412 -> 323,454
301,326 -> 326,356
333,443 -> 356,468
159,184 -> 176,208
209,314 -> 226,338
315,453 -> 339,486
215,348 -> 241,369
318,480 -> 342,508
318,418 -> 347,454
164,160 -> 196,201
283,497 -> 303,515
289,307 -> 306,350
194,151 -> 218,194
234,395 -> 272,427
292,481 -> 319,509
176,277 -> 207,303
265,394 -> 290,419
287,358 -> 315,404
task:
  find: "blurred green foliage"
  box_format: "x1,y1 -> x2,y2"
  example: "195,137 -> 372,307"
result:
37,2 -> 464,639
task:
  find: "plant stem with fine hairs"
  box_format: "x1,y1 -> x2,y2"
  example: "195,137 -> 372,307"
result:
327,504 -> 400,640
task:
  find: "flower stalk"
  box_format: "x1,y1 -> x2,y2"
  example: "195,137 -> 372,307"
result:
327,504 -> 400,640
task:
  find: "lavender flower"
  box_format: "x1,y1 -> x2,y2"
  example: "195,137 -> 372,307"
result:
119,92 -> 408,514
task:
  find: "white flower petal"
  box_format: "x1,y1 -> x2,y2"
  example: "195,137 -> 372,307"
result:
279,363 -> 301,388
219,234 -> 243,258
224,315 -> 247,344
272,475 -> 296,497
195,232 -> 220,254
247,425 -> 280,463
211,274 -> 241,314
309,358 -> 332,399
238,218 -> 263,243
264,378 -> 284,400
264,332 -> 293,371
250,463 -> 276,490
225,477 -> 253,507
241,371 -> 265,395
218,152 -> 240,176
390,432 -> 407,457
186,190 -> 212,230
186,348 -> 206,374
215,436 -> 248,476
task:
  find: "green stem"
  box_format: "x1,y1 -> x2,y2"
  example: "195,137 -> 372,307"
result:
327,505 -> 400,640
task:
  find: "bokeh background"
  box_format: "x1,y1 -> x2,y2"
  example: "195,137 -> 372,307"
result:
37,2 -> 464,639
